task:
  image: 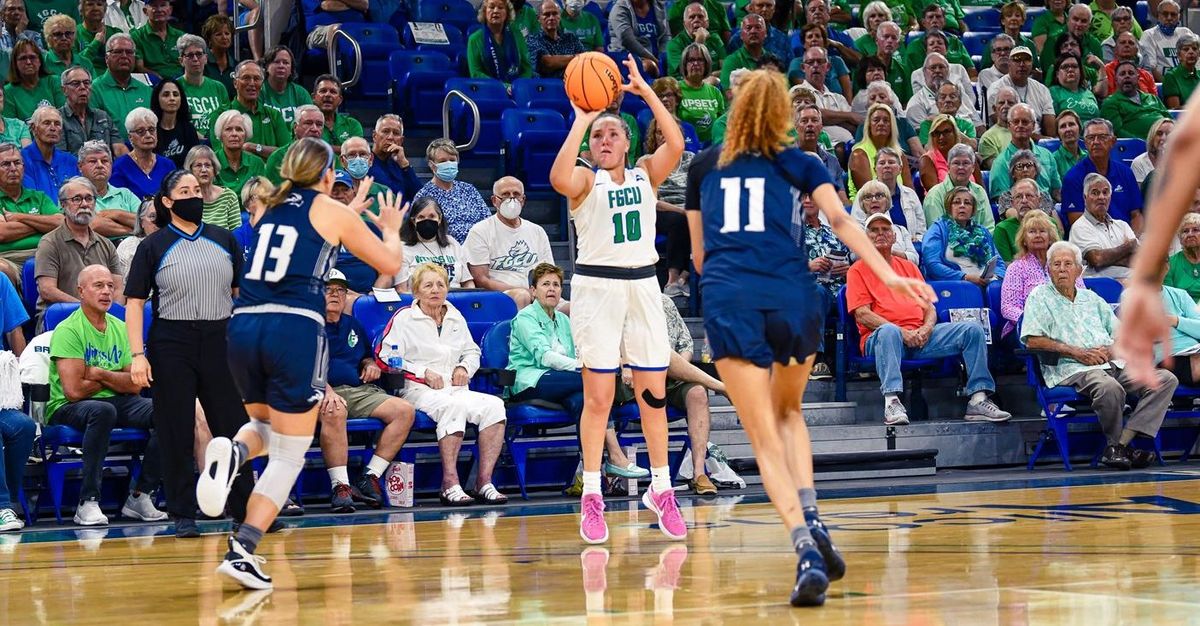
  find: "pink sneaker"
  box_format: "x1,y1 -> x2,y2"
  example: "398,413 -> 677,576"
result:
580,546 -> 610,593
652,545 -> 688,590
579,494 -> 609,544
642,488 -> 688,540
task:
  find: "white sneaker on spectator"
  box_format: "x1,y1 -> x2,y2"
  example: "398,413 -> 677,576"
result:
965,397 -> 1012,422
883,398 -> 909,426
0,508 -> 22,531
73,499 -> 109,526
122,493 -> 168,521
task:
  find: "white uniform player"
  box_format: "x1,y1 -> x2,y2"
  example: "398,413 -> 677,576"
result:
570,166 -> 671,372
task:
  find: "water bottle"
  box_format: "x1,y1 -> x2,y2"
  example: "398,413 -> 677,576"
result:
701,338 -> 712,363
386,344 -> 403,372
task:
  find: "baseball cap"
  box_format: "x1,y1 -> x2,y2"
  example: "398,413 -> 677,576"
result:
864,212 -> 893,228
1010,46 -> 1033,59
333,170 -> 353,188
326,268 -> 349,286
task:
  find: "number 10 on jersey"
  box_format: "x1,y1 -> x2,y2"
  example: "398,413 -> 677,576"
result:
719,177 -> 765,233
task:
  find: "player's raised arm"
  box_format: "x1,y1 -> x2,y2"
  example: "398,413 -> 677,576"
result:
814,183 -> 936,306
550,103 -> 603,204
621,55 -> 684,189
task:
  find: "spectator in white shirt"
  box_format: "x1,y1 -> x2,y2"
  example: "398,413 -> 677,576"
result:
796,46 -> 859,145
394,197 -> 475,292
465,176 -> 555,308
908,39 -> 979,117
1068,173 -> 1138,281
1140,0 -> 1193,79
979,34 -> 1013,95
989,46 -> 1055,136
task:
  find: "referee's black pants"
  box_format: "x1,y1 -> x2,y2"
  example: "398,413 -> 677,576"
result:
148,318 -> 254,521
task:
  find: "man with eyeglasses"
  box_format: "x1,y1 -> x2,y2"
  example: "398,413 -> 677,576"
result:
1099,60 -> 1172,143
33,176 -> 120,327
1063,118 -> 1145,233
206,60 -> 288,159
129,0 -> 181,79
665,3 -> 725,78
0,141 -> 59,288
176,34 -> 228,140
464,176 -> 555,308
92,33 -> 151,141
263,104 -> 324,185
795,46 -> 857,145
0,0 -> 44,53
58,66 -> 123,158
76,141 -> 139,239
905,53 -> 980,132
989,46 -> 1055,136
1067,173 -> 1138,280
988,103 -> 1060,202
22,106 -> 80,203
979,34 -> 1014,94
368,114 -> 422,200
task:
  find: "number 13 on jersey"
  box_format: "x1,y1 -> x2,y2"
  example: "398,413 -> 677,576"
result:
719,177 -> 765,234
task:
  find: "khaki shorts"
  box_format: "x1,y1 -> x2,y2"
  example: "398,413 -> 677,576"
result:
615,378 -> 698,413
333,383 -> 393,418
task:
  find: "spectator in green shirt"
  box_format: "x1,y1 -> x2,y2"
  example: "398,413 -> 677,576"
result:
852,1 -> 893,58
259,45 -> 311,127
264,104 -> 325,185
206,60 -> 289,160
185,145 -> 242,232
466,0 -> 533,84
77,0 -> 111,68
1164,33 -> 1200,108
982,2 -> 1040,71
864,21 -> 909,105
908,0 -> 964,34
560,0 -> 604,51
312,74 -> 362,153
1033,0 -> 1069,54
1099,61 -> 1172,140
678,42 -> 725,143
904,5 -> 974,78
668,0 -> 731,43
665,2 -> 726,79
176,34 -> 228,140
210,108 -> 265,194
77,140 -> 139,239
1049,55 -> 1101,124
0,142 -> 62,282
130,0 -> 183,80
1052,109 -> 1088,179
4,39 -> 65,122
0,89 -> 29,147
201,14 -> 235,97
1165,213 -> 1200,302
1090,0 -> 1141,44
92,33 -> 152,141
42,14 -> 95,77
721,13 -> 767,88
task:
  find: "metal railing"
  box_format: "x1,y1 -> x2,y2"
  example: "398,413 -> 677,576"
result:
327,28 -> 362,89
231,3 -> 261,61
442,90 -> 480,152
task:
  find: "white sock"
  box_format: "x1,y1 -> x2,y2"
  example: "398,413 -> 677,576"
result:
651,466 -> 671,493
970,391 -> 987,405
328,465 -> 350,487
582,471 -> 602,496
884,393 -> 900,405
365,455 -> 390,478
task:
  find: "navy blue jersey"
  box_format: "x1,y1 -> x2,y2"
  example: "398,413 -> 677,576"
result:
685,146 -> 834,314
236,188 -> 337,317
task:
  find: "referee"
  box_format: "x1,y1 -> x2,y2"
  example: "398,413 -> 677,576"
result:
123,170 -> 254,537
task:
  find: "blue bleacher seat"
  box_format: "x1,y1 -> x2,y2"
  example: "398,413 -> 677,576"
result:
1024,7 -> 1046,31
20,258 -> 35,312
446,290 -> 519,345
1037,138 -> 1062,152
479,320 -> 577,499
405,23 -> 466,70
337,23 -> 403,102
1114,138 -> 1147,165
511,78 -> 568,110
352,293 -> 414,343
414,0 -> 478,35
1135,1 -> 1150,27
41,424 -> 150,523
44,301 -> 127,330
445,78 -> 517,159
389,50 -> 454,126
962,32 -> 991,57
963,7 -> 1002,32
502,108 -> 567,187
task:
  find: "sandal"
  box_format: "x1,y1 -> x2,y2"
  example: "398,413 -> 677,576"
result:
439,485 -> 474,507
278,497 -> 304,517
473,483 -> 508,505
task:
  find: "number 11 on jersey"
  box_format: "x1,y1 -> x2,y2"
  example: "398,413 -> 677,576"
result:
719,177 -> 766,234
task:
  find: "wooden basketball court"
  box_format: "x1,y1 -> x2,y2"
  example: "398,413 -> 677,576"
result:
3,471 -> 1199,624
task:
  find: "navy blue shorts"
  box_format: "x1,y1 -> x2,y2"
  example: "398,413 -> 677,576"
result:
227,313 -> 328,413
704,305 -> 825,369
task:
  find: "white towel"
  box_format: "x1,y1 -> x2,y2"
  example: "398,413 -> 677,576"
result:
0,351 -> 22,410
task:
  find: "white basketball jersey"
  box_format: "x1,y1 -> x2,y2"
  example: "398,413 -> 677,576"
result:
572,167 -> 659,267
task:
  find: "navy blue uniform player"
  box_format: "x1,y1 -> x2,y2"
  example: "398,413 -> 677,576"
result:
196,137 -> 408,591
685,72 -> 935,607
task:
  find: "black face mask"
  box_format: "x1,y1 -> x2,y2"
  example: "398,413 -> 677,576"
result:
171,197 -> 204,224
415,219 -> 439,240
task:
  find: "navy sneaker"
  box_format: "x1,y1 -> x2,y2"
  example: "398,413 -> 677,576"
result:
790,544 -> 829,607
216,536 -> 272,590
804,507 -> 845,582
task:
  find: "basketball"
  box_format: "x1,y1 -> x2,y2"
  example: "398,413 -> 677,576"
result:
564,52 -> 622,112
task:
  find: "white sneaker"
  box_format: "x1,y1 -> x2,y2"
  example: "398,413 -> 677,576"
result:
197,437 -> 241,518
122,493 -> 168,521
73,500 -> 109,526
883,399 -> 909,426
0,508 -> 23,532
216,535 -> 273,590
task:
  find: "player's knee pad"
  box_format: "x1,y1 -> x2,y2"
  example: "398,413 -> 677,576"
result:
238,418 -> 273,450
641,389 -> 668,409
251,433 -> 310,509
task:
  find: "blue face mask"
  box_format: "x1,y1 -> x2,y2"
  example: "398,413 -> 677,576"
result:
1162,24 -> 1178,36
345,156 -> 370,179
434,160 -> 459,182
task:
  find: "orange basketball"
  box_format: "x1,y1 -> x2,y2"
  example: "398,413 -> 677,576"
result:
564,52 -> 622,112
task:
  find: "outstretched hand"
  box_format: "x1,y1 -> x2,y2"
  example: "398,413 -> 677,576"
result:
1114,282 -> 1173,388
362,188 -> 409,234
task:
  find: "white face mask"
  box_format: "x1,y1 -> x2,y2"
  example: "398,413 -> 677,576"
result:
499,198 -> 522,219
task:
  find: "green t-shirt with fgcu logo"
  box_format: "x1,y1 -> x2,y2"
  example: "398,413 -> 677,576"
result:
47,308 -> 133,419
26,0 -> 79,33
181,76 -> 230,138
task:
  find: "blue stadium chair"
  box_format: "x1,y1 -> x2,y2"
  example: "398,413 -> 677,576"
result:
445,78 -> 517,159
1114,138 -> 1147,165
502,108 -> 567,186
610,402 -> 691,480
391,50 -> 455,128
303,0 -> 367,26
511,78 -> 568,110
962,32 -> 991,57
582,1 -> 606,21
44,301 -> 127,330
21,258 -> 35,312
834,281 -> 978,404
962,7 -> 1002,32
635,108 -> 702,152
1135,1 -> 1150,27
352,292 -> 414,343
1171,109 -> 1185,119
414,0 -> 479,35
337,23 -> 403,102
41,424 -> 150,523
1037,137 -> 1062,152
1024,7 -> 1046,31
620,92 -> 649,120
479,320 -> 577,499
446,290 -> 519,345
403,23 -> 466,69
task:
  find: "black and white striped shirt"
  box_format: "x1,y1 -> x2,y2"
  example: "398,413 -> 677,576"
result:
124,223 -> 242,321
